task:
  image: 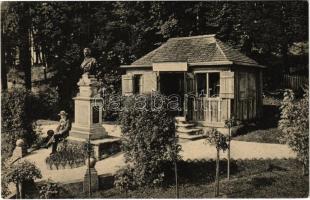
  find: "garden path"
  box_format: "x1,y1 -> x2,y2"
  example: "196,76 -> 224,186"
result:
20,121 -> 297,183
20,138 -> 296,184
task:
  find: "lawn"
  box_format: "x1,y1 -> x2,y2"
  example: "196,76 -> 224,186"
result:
25,158 -> 308,198
233,128 -> 283,144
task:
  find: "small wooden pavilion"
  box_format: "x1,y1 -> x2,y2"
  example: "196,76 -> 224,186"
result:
121,34 -> 265,129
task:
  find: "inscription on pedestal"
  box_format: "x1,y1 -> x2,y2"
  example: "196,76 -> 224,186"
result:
77,105 -> 88,125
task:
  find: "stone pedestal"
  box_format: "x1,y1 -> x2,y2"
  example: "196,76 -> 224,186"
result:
8,139 -> 27,164
68,74 -> 121,160
68,74 -> 107,141
83,167 -> 99,193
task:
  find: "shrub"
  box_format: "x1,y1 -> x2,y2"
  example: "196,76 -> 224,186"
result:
6,160 -> 42,198
114,167 -> 136,196
6,160 -> 42,183
278,88 -> 309,175
119,94 -> 180,187
45,141 -> 90,170
1,87 -> 59,159
1,88 -> 30,131
39,181 -> 60,199
1,88 -> 34,159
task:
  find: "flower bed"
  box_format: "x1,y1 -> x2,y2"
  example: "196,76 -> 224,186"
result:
45,141 -> 89,170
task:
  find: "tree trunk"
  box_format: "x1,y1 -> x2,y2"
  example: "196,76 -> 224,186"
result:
174,159 -> 179,198
214,148 -> 220,197
1,48 -> 8,90
227,127 -> 231,180
18,3 -> 32,90
1,26 -> 8,90
19,181 -> 24,199
15,182 -> 20,199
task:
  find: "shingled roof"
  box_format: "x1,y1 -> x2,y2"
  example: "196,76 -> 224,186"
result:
126,34 -> 263,68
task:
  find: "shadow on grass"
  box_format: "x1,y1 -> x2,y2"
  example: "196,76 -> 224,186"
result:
251,177 -> 275,188
162,159 -> 238,186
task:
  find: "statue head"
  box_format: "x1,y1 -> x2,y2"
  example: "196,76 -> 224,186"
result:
83,48 -> 91,57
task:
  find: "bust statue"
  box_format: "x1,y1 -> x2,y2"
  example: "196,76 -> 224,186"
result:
81,48 -> 97,76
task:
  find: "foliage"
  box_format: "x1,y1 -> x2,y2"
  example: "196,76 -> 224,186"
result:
39,180 -> 60,199
45,141 -> 90,170
114,167 -> 136,194
119,94 -> 180,187
1,88 -> 30,131
1,88 -> 34,159
29,87 -> 60,120
6,160 -> 42,184
1,87 -> 58,159
205,128 -> 228,151
2,1 -> 308,104
1,164 -> 11,197
224,116 -> 237,129
278,88 -> 309,172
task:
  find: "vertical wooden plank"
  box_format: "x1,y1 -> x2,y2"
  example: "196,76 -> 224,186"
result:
218,99 -> 221,122
208,99 -> 211,122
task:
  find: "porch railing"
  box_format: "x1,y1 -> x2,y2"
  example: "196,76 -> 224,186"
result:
186,96 -> 231,125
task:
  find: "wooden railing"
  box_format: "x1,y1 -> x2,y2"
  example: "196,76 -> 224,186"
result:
186,96 -> 231,125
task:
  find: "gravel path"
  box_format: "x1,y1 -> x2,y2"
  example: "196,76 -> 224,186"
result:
180,139 -> 297,160
19,138 -> 296,184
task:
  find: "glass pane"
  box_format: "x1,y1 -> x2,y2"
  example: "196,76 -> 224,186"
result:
196,73 -> 206,97
208,73 -> 220,97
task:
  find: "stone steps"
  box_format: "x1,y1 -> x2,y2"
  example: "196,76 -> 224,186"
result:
176,127 -> 202,134
175,117 -> 205,140
177,132 -> 206,140
175,123 -> 195,128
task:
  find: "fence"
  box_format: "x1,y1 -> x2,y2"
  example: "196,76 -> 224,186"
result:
281,74 -> 308,91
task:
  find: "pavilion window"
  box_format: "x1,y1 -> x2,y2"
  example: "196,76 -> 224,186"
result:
208,73 -> 220,98
196,73 -> 207,97
133,74 -> 143,94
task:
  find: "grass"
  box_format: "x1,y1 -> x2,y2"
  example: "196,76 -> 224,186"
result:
24,158 -> 308,198
233,128 -> 282,144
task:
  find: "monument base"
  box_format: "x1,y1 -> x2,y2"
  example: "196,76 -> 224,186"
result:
69,123 -> 107,140
67,136 -> 120,160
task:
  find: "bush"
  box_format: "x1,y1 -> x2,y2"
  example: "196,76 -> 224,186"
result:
114,167 -> 136,196
1,87 -> 59,159
119,94 -> 180,187
278,88 -> 309,174
1,88 -> 34,160
5,160 -> 42,198
45,141 -> 90,170
6,160 -> 42,184
1,88 -> 30,131
39,181 -> 61,199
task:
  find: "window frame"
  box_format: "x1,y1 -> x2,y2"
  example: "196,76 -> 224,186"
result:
133,74 -> 143,94
195,71 -> 220,99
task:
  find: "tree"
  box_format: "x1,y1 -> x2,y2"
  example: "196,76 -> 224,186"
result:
224,116 -> 237,180
2,2 -> 33,90
278,87 -> 309,175
119,94 -> 181,187
205,128 -> 228,197
6,160 -> 42,198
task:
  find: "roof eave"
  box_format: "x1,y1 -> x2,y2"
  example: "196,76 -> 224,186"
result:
233,61 -> 267,69
189,61 -> 233,66
120,64 -> 152,68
